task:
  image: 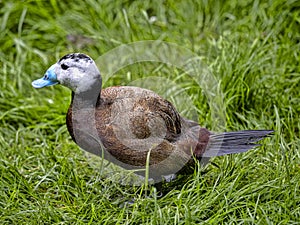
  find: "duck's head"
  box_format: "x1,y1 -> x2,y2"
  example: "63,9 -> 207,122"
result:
32,53 -> 102,93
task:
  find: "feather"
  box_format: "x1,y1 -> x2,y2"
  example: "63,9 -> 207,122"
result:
203,130 -> 274,157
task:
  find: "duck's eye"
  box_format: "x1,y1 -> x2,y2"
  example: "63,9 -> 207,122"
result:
61,64 -> 69,70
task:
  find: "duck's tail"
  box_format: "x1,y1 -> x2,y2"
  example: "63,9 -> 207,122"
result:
197,129 -> 274,158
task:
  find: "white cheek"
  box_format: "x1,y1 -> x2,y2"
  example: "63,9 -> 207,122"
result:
58,68 -> 97,92
56,69 -> 80,91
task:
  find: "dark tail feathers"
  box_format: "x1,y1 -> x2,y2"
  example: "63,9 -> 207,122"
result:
203,130 -> 273,157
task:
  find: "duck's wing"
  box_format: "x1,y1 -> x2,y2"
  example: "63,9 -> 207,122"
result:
100,86 -> 182,143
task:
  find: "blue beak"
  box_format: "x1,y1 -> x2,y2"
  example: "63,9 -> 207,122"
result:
32,65 -> 59,88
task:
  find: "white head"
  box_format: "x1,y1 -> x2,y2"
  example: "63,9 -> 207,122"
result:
32,53 -> 102,93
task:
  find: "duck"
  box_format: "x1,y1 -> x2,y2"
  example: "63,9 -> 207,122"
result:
32,53 -> 273,182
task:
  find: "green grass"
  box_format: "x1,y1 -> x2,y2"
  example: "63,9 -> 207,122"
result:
0,0 -> 299,224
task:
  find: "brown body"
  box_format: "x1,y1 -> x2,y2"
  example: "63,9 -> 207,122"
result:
66,86 -> 209,179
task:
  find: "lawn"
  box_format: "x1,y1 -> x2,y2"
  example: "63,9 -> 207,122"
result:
0,0 -> 299,224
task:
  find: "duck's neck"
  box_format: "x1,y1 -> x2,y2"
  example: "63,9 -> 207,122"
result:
69,77 -> 103,156
71,79 -> 102,109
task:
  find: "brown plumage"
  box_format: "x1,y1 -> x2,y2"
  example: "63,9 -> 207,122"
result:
32,53 -> 273,181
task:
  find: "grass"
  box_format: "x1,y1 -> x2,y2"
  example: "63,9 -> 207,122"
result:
0,0 -> 299,224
